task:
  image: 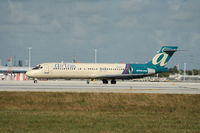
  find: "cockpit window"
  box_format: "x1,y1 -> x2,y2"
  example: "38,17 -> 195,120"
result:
32,65 -> 43,70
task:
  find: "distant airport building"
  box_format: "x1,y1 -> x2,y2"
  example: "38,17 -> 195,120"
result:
0,66 -> 29,80
169,74 -> 200,81
178,75 -> 200,81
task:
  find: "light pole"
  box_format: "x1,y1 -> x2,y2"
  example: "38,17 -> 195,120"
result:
28,47 -> 32,69
94,49 -> 97,64
184,63 -> 186,81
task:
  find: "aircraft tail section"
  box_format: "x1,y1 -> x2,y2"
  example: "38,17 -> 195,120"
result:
147,46 -> 178,67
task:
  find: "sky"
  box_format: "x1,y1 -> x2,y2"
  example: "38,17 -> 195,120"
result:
0,0 -> 200,69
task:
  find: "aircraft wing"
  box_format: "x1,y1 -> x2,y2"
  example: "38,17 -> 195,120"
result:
96,73 -> 154,80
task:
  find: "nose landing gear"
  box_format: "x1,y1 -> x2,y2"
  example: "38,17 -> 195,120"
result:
34,78 -> 38,83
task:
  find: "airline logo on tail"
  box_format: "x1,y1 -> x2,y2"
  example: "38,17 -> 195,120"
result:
152,53 -> 168,66
148,46 -> 178,67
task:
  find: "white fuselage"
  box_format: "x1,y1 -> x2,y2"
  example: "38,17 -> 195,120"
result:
26,63 -> 126,79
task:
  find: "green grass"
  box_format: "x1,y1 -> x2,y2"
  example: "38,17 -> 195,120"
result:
0,92 -> 200,133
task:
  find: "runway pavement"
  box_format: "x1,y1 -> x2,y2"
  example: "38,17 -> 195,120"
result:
0,80 -> 200,94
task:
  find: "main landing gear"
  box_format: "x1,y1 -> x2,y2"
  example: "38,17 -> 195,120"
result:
111,79 -> 116,84
102,79 -> 108,84
102,79 -> 116,84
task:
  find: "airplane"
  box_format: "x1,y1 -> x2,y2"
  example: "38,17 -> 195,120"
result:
26,46 -> 178,84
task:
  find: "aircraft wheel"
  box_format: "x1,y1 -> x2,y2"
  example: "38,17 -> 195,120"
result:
111,79 -> 116,84
102,79 -> 108,84
34,78 -> 38,83
86,80 -> 90,84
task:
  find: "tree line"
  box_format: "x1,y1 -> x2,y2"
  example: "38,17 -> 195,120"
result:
159,66 -> 200,77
